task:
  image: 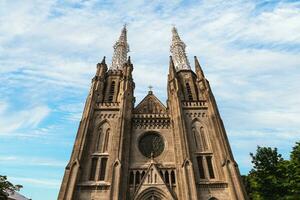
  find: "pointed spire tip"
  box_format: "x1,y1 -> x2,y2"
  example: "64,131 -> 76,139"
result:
101,56 -> 106,64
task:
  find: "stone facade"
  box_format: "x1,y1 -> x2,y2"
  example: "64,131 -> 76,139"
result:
58,27 -> 248,200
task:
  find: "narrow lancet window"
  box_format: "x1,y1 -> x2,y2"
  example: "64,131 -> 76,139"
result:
108,81 -> 115,102
186,82 -> 193,101
99,157 -> 108,181
206,156 -> 215,179
96,128 -> 103,152
103,129 -> 110,152
200,127 -> 208,151
197,156 -> 205,179
89,157 -> 98,180
165,171 -> 170,185
135,171 -> 140,184
171,170 -> 176,184
192,127 -> 198,149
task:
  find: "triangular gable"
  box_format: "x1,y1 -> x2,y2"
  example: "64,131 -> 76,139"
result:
134,92 -> 167,114
133,162 -> 175,200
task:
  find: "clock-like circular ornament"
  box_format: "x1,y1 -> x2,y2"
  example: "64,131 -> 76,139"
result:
138,132 -> 165,158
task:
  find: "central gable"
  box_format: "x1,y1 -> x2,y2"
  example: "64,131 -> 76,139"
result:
134,91 -> 167,114
133,162 -> 175,200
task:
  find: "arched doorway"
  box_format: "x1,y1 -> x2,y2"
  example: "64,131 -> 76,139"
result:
136,187 -> 170,200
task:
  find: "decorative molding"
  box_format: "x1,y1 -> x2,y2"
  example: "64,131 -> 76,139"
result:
182,101 -> 208,109
185,112 -> 207,118
95,102 -> 120,111
78,181 -> 110,190
132,115 -> 171,129
197,181 -> 228,189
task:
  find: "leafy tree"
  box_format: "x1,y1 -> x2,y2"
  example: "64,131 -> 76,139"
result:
248,146 -> 288,199
0,175 -> 22,200
286,142 -> 300,199
244,142 -> 300,200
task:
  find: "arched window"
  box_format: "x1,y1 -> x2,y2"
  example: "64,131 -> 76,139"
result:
192,121 -> 209,152
136,171 -> 140,185
103,129 -> 110,152
108,81 -> 115,102
192,127 -> 199,149
171,170 -> 176,184
186,82 -> 193,101
200,127 -> 208,151
95,127 -> 102,151
99,157 -> 107,181
89,157 -> 98,181
206,156 -> 215,179
165,171 -> 169,185
209,198 -> 218,200
96,122 -> 110,152
197,156 -> 205,179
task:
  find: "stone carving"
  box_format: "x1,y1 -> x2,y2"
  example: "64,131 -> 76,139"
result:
111,25 -> 129,70
170,27 -> 191,71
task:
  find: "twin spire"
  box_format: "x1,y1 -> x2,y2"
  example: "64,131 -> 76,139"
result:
111,25 -> 130,70
170,27 -> 191,71
110,25 -> 192,72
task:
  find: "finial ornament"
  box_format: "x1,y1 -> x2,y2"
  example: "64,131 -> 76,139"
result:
111,25 -> 130,70
170,26 -> 191,71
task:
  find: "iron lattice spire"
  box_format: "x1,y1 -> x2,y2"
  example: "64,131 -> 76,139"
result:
111,25 -> 130,70
170,26 -> 191,71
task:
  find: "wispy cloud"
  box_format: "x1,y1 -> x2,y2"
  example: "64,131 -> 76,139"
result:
0,101 -> 50,135
10,177 -> 60,188
0,156 -> 65,167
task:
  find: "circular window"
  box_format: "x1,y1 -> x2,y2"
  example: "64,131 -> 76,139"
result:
138,132 -> 165,158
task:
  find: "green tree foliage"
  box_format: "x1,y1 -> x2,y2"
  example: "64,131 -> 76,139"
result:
243,142 -> 300,200
287,142 -> 300,199
0,175 -> 22,200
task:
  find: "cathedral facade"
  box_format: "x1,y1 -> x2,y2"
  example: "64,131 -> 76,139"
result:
58,26 -> 247,200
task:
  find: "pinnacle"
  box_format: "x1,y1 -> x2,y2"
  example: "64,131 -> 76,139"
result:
101,56 -> 106,64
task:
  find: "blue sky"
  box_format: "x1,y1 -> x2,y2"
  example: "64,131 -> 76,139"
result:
0,0 -> 299,199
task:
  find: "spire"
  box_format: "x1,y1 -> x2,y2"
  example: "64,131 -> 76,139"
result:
170,26 -> 191,71
194,56 -> 204,79
101,56 -> 106,64
111,25 -> 130,70
168,56 -> 176,80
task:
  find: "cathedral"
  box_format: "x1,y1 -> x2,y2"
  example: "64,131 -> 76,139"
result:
58,26 -> 248,200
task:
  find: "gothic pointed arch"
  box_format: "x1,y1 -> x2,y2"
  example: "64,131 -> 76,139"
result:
95,120 -> 110,152
136,187 -> 168,200
103,128 -> 110,152
191,119 -> 209,152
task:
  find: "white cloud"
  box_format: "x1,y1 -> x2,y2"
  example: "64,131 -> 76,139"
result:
0,101 -> 50,134
10,177 -> 60,188
0,156 -> 66,167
